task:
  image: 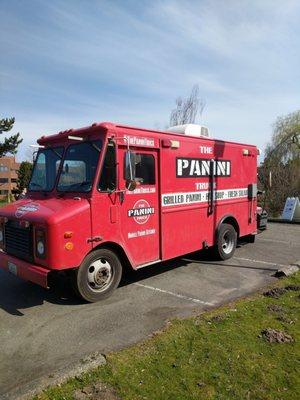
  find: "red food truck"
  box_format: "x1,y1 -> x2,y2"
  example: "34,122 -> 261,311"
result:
0,122 -> 260,302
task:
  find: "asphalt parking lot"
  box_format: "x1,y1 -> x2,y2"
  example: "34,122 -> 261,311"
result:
0,222 -> 299,399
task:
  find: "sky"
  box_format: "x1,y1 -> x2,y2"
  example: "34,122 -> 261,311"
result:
1,0 -> 300,161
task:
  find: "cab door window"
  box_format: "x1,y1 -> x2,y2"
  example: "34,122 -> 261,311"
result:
124,153 -> 155,185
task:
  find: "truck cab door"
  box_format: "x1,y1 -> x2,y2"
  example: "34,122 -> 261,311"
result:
119,148 -> 160,267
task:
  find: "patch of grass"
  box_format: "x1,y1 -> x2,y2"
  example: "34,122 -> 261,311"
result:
0,200 -> 8,207
34,273 -> 300,400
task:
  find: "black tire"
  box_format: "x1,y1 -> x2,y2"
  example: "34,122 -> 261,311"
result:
213,223 -> 237,260
72,248 -> 122,302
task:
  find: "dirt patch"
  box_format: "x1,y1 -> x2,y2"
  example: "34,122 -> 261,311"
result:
261,328 -> 294,343
267,304 -> 294,323
263,288 -> 286,298
267,304 -> 284,313
210,315 -> 225,323
285,284 -> 300,291
73,382 -> 121,400
276,315 -> 294,324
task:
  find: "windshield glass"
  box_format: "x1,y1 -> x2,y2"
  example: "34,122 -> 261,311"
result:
57,140 -> 102,192
29,147 -> 64,192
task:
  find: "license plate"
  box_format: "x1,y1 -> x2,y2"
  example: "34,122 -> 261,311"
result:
8,261 -> 17,276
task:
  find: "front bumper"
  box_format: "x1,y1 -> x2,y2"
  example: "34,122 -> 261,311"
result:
0,250 -> 49,288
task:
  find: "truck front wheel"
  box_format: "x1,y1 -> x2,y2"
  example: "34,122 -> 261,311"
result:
213,223 -> 237,260
72,248 -> 122,302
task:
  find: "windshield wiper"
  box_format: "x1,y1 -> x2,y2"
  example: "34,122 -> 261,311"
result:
80,180 -> 92,186
90,142 -> 101,153
58,181 -> 92,192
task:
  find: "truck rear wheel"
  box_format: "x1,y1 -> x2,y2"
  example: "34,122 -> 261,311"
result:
72,248 -> 122,302
213,223 -> 237,260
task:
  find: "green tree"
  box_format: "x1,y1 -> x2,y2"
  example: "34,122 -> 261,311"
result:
260,110 -> 300,216
16,161 -> 33,195
265,111 -> 300,161
0,117 -> 23,157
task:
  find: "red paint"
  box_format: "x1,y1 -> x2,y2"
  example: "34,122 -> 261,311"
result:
0,122 -> 258,288
0,251 -> 49,287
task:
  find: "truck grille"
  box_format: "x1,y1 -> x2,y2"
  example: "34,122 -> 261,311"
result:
4,220 -> 33,262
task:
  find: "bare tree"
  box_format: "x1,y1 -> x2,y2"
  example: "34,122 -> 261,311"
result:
169,85 -> 205,127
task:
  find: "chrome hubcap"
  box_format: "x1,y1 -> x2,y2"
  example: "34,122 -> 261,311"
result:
87,258 -> 113,292
222,231 -> 234,254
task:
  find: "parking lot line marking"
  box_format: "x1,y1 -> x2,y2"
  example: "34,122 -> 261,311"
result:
134,282 -> 215,306
259,238 -> 294,245
234,257 -> 287,268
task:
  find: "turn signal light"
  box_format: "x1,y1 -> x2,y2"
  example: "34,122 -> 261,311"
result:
65,242 -> 74,251
243,149 -> 253,156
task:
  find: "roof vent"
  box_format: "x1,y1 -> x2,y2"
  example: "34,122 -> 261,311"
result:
167,124 -> 210,138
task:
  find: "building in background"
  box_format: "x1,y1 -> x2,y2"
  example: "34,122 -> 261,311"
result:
0,156 -> 20,200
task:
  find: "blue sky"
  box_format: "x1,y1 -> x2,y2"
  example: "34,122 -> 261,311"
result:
1,0 -> 300,161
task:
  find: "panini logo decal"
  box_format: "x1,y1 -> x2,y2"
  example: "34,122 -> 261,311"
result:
176,157 -> 231,177
15,203 -> 40,218
128,199 -> 154,224
162,188 -> 248,207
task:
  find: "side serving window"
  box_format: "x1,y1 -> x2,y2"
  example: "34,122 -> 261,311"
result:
98,143 -> 116,192
124,153 -> 155,185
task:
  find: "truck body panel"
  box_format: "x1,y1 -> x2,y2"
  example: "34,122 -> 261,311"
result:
0,122 -> 259,289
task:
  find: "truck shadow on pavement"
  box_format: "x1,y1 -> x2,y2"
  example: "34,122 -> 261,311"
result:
0,271 -> 80,316
0,249 -> 276,316
0,257 -> 191,316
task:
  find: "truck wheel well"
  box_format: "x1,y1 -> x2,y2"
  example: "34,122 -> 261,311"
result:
217,215 -> 240,238
92,242 -> 132,271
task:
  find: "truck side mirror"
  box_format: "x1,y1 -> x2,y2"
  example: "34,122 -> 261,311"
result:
32,150 -> 38,163
125,151 -> 137,191
125,179 -> 137,191
248,183 -> 257,199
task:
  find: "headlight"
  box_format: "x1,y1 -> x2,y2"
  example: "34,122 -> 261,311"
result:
35,229 -> 46,258
37,240 -> 45,256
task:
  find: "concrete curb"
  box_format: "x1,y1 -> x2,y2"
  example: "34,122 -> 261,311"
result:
275,264 -> 299,277
1,352 -> 106,400
292,260 -> 300,267
275,260 -> 300,277
268,218 -> 300,224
